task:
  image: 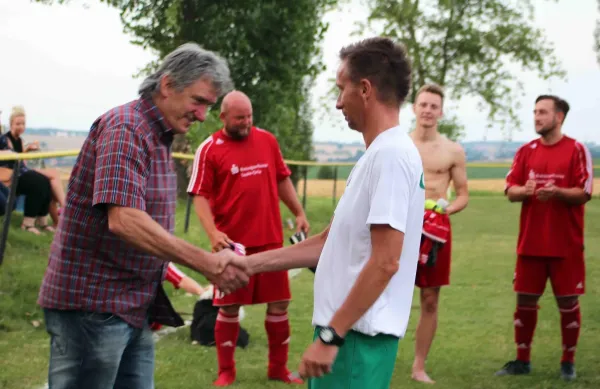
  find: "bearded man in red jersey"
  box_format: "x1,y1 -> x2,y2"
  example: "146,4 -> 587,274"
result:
496,95 -> 593,381
187,90 -> 309,386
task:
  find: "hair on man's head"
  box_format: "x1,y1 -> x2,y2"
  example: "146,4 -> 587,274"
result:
339,37 -> 412,107
535,95 -> 570,123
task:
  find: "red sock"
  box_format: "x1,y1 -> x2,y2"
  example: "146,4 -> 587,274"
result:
265,311 -> 291,377
215,311 -> 239,376
560,303 -> 581,364
514,305 -> 539,362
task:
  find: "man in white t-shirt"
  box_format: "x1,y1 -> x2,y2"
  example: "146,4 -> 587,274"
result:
245,36 -> 424,389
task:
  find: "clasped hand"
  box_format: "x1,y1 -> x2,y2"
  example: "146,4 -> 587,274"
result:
208,246 -> 250,295
525,179 -> 558,202
535,181 -> 558,201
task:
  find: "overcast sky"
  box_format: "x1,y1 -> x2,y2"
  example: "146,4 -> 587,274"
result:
0,0 -> 598,144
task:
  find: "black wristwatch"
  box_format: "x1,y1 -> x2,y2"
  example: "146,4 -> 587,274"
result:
318,326 -> 345,347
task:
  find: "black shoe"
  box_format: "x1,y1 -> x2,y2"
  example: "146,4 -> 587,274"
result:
495,360 -> 531,376
561,361 -> 576,381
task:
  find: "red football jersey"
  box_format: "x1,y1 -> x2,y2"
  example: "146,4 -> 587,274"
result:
187,127 -> 291,248
505,136 -> 593,258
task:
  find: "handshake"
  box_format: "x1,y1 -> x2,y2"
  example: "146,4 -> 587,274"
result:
205,240 -> 251,296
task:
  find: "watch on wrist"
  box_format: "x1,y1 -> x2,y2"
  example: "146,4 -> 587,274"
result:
318,326 -> 345,347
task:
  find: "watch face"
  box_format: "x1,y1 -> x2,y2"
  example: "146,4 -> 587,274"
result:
320,328 -> 334,343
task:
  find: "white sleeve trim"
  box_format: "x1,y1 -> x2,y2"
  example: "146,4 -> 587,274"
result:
186,136 -> 213,193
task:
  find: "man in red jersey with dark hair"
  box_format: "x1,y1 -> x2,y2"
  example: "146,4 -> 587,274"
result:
187,90 -> 309,386
496,95 -> 593,381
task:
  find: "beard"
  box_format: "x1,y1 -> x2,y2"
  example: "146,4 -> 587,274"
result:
536,118 -> 557,136
225,125 -> 250,141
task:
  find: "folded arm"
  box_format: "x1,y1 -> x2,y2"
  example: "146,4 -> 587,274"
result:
328,224 -> 403,337
506,185 -> 530,202
553,187 -> 590,205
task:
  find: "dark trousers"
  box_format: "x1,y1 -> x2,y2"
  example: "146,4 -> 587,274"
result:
16,170 -> 51,218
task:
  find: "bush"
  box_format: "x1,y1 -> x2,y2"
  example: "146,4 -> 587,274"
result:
317,165 -> 334,179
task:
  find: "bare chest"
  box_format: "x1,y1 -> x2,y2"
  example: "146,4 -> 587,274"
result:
414,142 -> 454,175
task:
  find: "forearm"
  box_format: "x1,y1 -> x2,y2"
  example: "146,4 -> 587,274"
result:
178,277 -> 205,295
278,177 -> 305,216
108,206 -> 222,275
446,192 -> 468,215
193,195 -> 219,235
506,186 -> 529,202
556,187 -> 590,205
328,258 -> 397,337
247,231 -> 327,274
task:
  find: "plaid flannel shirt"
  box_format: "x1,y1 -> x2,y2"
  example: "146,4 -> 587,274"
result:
37,97 -> 179,329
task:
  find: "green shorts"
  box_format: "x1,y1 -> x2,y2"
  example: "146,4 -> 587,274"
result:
308,326 -> 399,389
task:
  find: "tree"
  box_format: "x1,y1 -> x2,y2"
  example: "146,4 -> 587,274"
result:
358,0 -> 566,139
317,165 -> 335,179
36,0 -> 336,195
595,0 -> 600,66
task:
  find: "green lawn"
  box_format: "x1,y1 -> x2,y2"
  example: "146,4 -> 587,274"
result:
1,194 -> 600,389
306,164 -> 600,181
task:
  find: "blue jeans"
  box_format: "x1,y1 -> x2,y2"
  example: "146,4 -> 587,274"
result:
43,308 -> 155,389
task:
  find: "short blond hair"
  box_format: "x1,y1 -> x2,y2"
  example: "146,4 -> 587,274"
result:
415,84 -> 445,105
9,106 -> 26,125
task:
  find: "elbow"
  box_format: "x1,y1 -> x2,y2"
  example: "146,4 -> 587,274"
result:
578,194 -> 592,205
459,193 -> 469,209
506,190 -> 520,203
378,259 -> 400,279
107,206 -> 127,236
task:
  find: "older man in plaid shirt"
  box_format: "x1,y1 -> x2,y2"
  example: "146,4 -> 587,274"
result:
37,43 -> 249,389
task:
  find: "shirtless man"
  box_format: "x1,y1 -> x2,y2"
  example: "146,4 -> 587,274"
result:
409,84 -> 469,384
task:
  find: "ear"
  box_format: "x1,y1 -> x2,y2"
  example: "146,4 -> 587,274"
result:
360,79 -> 373,101
219,111 -> 226,124
159,74 -> 172,98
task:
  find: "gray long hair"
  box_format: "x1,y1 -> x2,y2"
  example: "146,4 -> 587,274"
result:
139,43 -> 234,98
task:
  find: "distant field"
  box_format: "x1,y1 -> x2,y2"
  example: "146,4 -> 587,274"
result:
298,178 -> 600,198
305,164 -> 600,181
54,161 -> 600,195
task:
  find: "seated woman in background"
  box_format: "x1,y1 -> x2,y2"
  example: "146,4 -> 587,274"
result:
1,106 -> 65,226
0,149 -> 53,234
0,183 -> 15,217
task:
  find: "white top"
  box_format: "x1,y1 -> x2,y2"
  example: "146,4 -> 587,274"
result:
312,125 -> 425,338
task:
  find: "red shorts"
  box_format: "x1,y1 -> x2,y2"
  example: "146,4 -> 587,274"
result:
213,242 -> 291,306
415,222 -> 452,289
513,252 -> 585,297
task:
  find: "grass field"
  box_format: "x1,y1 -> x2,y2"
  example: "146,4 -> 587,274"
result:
305,164 -> 600,181
1,193 -> 600,389
297,178 -> 600,199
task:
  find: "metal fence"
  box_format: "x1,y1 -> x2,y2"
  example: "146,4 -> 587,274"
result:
0,149 -> 597,265
0,150 -> 354,265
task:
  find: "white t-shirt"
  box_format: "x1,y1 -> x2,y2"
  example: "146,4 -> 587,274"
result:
312,125 -> 425,338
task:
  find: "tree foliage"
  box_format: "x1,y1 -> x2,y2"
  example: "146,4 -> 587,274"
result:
317,165 -> 335,179
595,0 -> 600,66
360,0 -> 566,139
35,0 -> 337,193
